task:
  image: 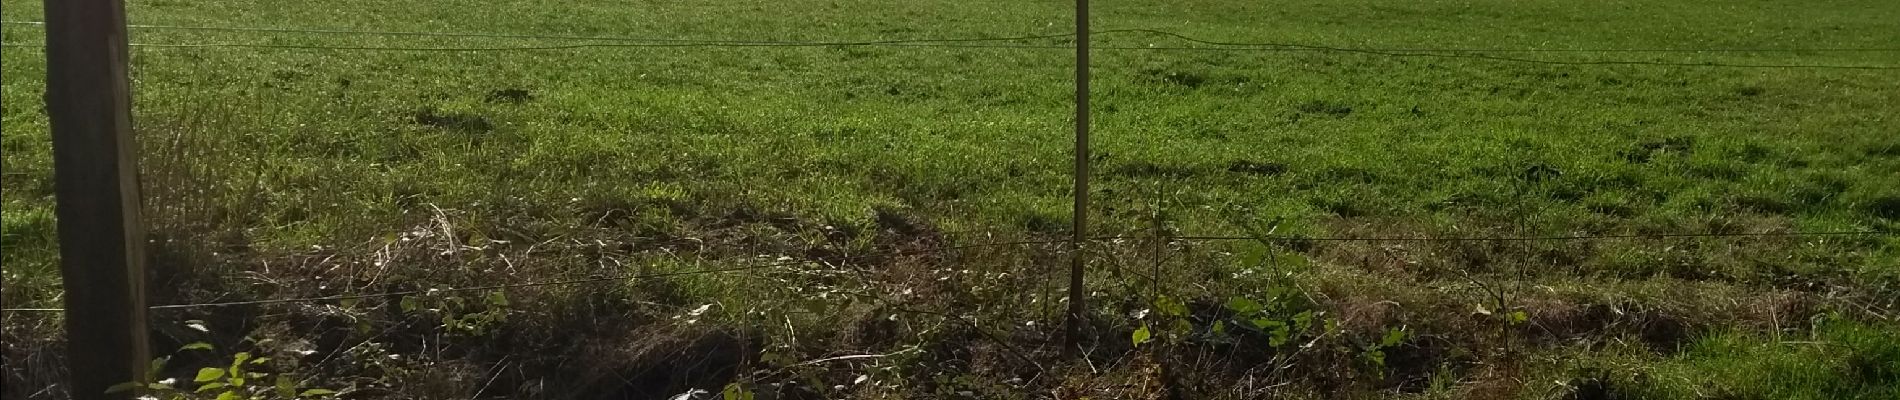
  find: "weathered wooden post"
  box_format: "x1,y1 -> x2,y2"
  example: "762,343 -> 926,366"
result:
43,0 -> 151,396
1064,0 -> 1091,357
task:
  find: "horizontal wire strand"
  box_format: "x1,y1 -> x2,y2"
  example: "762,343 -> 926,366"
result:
8,21 -> 1899,53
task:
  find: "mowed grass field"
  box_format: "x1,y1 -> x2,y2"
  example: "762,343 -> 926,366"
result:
3,0 -> 1900,398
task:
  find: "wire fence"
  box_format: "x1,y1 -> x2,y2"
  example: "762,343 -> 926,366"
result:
1,12 -> 1895,347
1,18 -> 1894,314
5,21 -> 1900,69
5,9 -> 1899,400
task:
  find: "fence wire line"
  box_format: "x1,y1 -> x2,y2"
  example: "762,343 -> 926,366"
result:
5,42 -> 1893,70
3,230 -> 1888,313
8,21 -> 1900,53
6,24 -> 1900,69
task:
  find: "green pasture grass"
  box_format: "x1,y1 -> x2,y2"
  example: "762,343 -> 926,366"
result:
1530,319 -> 1900,400
2,0 -> 1898,397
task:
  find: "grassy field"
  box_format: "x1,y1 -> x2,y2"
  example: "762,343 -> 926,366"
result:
3,0 -> 1899,398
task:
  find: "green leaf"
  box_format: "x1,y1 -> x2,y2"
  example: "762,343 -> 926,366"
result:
148,382 -> 174,390
195,367 -> 227,383
231,375 -> 246,387
722,383 -> 753,400
276,375 -> 297,398
1131,324 -> 1153,347
230,352 -> 252,370
1507,311 -> 1529,326
1265,286 -> 1289,303
1268,325 -> 1291,347
1167,319 -> 1193,338
339,297 -> 359,309
1381,327 -> 1408,347
180,342 -> 215,351
400,296 -> 421,312
216,391 -> 241,400
1249,317 -> 1283,330
250,356 -> 271,365
300,388 -> 339,397
487,291 -> 510,307
1153,296 -> 1189,317
105,382 -> 142,394
1365,349 -> 1387,367
147,356 -> 171,382
1291,310 -> 1315,331
197,382 -> 229,393
1211,320 -> 1226,335
1224,297 -> 1264,315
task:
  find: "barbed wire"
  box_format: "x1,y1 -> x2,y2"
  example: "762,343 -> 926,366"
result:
4,229 -> 1887,313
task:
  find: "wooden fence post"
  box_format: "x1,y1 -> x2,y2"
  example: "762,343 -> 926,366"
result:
1064,0 -> 1092,357
43,0 -> 151,397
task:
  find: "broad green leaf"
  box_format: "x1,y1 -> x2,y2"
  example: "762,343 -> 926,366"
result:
276,375 -> 297,398
1249,317 -> 1282,330
147,356 -> 170,382
251,356 -> 271,365
1211,320 -> 1226,335
400,296 -> 421,312
1167,319 -> 1193,338
216,391 -> 241,400
1507,311 -> 1529,325
1265,287 -> 1289,304
1131,324 -> 1152,347
300,388 -> 339,397
1365,349 -> 1386,367
1153,296 -> 1189,317
1224,297 -> 1264,315
195,367 -> 226,383
1381,327 -> 1408,347
197,382 -> 228,393
1268,325 -> 1291,347
722,383 -> 753,400
487,291 -> 509,307
230,352 -> 252,370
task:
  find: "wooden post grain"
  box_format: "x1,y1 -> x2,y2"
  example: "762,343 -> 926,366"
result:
1063,0 -> 1091,357
43,0 -> 151,397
